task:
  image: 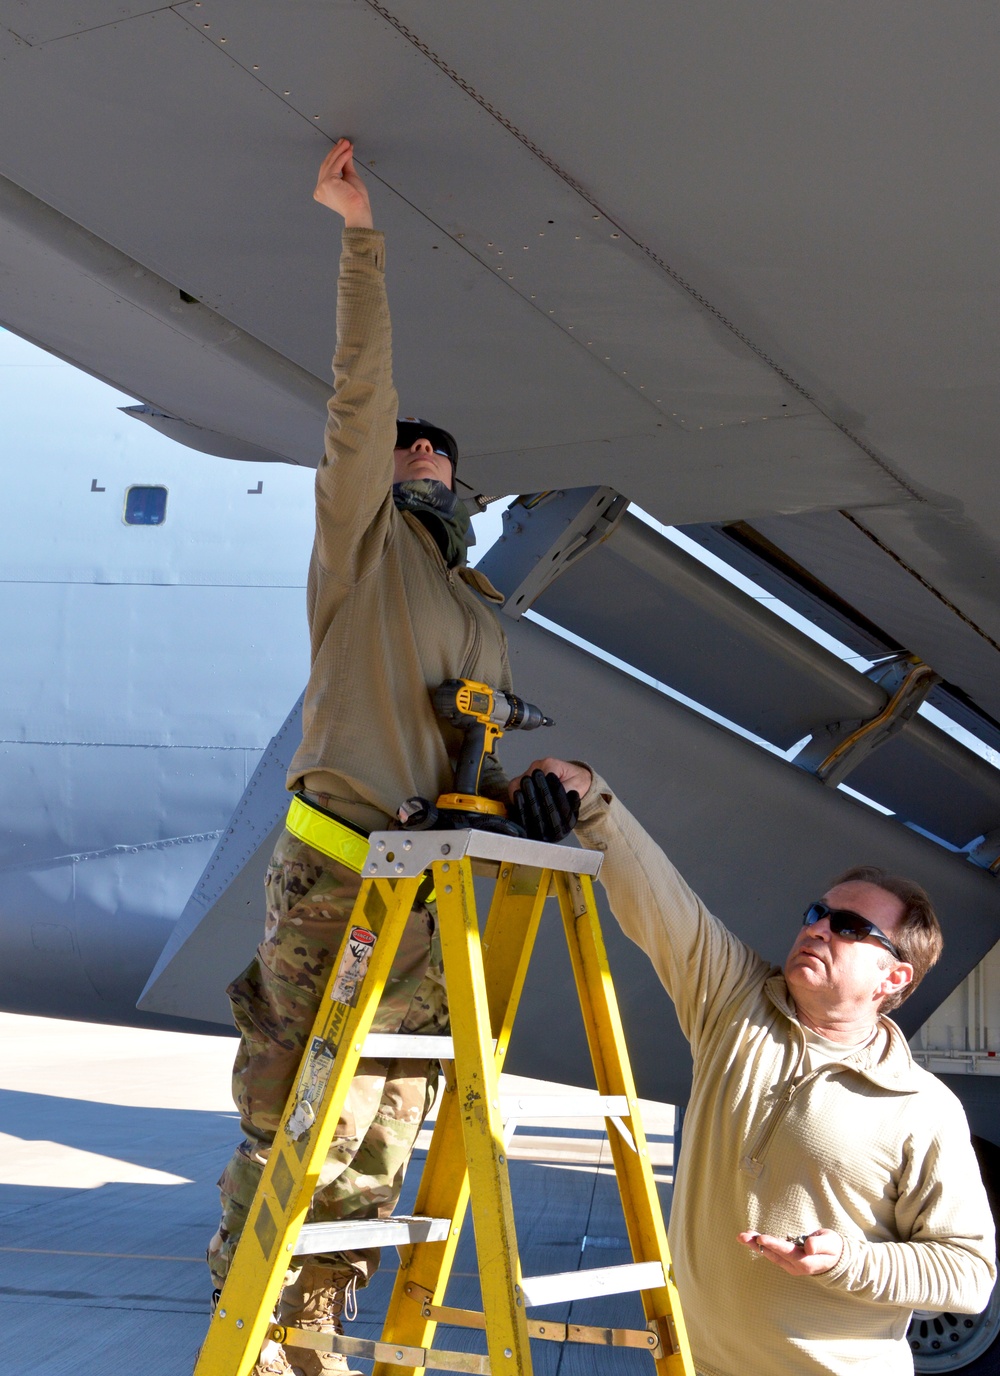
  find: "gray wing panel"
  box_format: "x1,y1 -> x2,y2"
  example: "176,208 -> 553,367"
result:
490,502 -> 1000,861
497,618 -> 1000,1104
527,511 -> 885,750
748,511 -> 1000,729
843,717 -> 1000,851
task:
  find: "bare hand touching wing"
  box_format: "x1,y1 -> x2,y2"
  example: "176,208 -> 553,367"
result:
313,138 -> 373,228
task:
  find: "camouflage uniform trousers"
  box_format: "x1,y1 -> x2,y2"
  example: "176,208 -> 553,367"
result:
208,826 -> 448,1293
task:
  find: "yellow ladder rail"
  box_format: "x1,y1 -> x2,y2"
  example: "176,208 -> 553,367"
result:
194,873 -> 423,1376
553,869 -> 692,1374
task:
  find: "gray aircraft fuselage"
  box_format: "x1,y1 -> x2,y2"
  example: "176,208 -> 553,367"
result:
0,440 -> 313,1030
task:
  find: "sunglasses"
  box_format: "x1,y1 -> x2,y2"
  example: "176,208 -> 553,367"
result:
395,420 -> 458,465
802,902 -> 903,961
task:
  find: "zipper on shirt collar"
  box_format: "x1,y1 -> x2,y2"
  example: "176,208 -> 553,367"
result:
742,1083 -> 796,1178
400,511 -> 494,684
462,596 -> 483,678
741,1023 -> 809,1176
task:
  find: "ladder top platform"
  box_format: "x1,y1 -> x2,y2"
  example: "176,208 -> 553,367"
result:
364,829 -> 604,879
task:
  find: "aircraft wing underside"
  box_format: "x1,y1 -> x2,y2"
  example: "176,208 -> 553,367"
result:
1,3 -> 1000,1091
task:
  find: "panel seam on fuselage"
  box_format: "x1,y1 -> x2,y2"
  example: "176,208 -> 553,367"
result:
0,831 -> 224,875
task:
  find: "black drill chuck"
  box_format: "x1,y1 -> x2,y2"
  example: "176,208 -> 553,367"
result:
502,693 -> 553,732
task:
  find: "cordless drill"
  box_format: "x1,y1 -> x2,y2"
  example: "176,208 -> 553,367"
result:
398,678 -> 553,835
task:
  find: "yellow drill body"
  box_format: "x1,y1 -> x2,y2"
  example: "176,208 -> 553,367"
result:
432,679 -> 552,819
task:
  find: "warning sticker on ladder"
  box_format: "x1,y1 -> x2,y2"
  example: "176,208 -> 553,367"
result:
331,926 -> 377,1006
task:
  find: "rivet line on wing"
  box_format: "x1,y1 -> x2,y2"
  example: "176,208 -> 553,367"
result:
361,0 -> 922,499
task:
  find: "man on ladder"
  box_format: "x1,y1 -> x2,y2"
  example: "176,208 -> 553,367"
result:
207,140 -> 549,1376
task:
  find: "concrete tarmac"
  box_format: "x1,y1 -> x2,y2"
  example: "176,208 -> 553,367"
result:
0,1012 -> 676,1375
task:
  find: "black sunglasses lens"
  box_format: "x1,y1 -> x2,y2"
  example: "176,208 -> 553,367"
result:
803,902 -> 900,958
396,422 -> 455,463
804,903 -> 870,941
828,915 -> 870,942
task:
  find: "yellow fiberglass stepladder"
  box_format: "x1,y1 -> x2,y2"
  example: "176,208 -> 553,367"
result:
194,826 -> 695,1376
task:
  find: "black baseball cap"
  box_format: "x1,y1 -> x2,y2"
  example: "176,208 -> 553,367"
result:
396,417 -> 458,472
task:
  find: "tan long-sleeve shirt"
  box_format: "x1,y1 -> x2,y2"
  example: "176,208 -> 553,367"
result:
576,773 -> 995,1376
286,229 -> 511,830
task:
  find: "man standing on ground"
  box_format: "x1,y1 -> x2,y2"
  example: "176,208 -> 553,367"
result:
208,140 -> 515,1376
510,762 -> 996,1375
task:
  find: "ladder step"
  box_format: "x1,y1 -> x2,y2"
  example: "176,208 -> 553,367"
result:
366,827 -> 604,878
294,1215 -> 451,1256
521,1261 -> 665,1307
360,1052 -> 631,1123
361,1034 -> 495,1059
499,1093 -> 630,1120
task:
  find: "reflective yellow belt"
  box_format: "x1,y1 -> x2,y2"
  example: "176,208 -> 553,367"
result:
285,794 -> 436,904
285,793 -> 370,874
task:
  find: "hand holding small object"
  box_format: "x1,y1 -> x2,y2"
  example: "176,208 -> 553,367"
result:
737,1229 -> 843,1276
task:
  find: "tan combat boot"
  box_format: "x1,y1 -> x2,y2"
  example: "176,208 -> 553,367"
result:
277,1263 -> 363,1376
253,1338 -> 296,1376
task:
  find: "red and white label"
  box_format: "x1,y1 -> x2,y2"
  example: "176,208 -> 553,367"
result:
331,926 -> 378,1006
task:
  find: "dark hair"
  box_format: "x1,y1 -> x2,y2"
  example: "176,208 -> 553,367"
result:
830,865 -> 943,1012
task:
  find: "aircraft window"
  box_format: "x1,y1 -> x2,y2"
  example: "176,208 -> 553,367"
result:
123,485 -> 168,526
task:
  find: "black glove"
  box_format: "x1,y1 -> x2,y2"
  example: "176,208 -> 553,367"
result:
510,769 -> 580,843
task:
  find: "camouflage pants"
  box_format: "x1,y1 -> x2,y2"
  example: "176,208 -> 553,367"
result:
208,827 -> 448,1291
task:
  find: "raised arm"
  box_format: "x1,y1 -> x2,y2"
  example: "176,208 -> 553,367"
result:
311,140 -> 398,578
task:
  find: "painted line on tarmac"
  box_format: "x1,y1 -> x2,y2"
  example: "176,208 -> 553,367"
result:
0,1246 -> 201,1262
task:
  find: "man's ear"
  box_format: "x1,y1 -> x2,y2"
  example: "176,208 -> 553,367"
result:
879,962 -> 913,1004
